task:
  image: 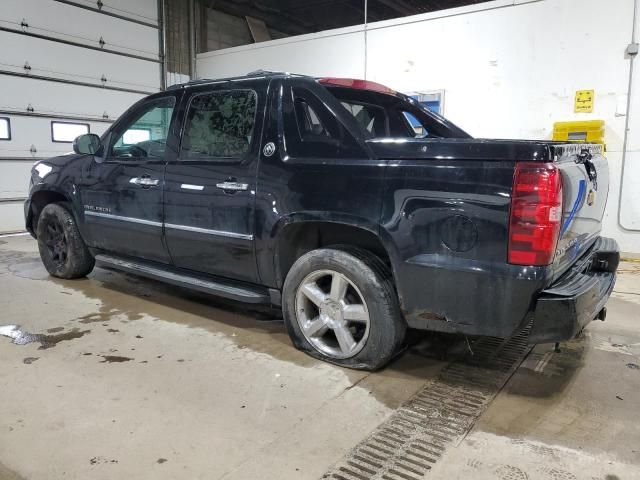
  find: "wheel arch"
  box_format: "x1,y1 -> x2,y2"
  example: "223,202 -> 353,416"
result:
272,216 -> 398,289
27,188 -> 73,237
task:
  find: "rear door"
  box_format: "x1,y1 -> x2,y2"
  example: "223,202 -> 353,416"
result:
80,95 -> 178,263
553,144 -> 609,274
163,80 -> 266,283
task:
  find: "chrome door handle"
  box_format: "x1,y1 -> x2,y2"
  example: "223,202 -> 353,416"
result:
130,177 -> 159,187
216,181 -> 248,191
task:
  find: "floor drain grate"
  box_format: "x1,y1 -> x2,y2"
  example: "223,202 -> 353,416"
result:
322,329 -> 532,480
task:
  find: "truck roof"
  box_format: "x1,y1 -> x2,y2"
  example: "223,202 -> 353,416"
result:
167,71 -> 399,96
166,70 -> 295,90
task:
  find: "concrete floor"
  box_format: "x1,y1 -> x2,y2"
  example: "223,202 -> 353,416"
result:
0,235 -> 639,480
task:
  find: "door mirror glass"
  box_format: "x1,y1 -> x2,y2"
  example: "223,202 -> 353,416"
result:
73,133 -> 102,155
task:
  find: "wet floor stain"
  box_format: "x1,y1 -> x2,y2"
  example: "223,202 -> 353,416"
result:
89,457 -> 118,465
106,329 -> 120,333
157,458 -> 167,464
78,311 -> 117,324
99,355 -> 133,363
0,325 -> 90,349
23,357 -> 39,364
46,327 -> 64,333
1,245 -> 439,406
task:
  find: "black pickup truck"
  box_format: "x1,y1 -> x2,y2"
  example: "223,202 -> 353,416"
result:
26,71 -> 619,370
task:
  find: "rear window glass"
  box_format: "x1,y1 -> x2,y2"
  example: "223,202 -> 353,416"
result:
326,86 -> 467,139
282,87 -> 365,159
340,101 -> 387,136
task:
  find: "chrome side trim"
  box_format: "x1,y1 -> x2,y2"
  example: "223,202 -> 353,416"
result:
216,181 -> 249,191
84,210 -> 162,227
83,211 -> 253,240
180,183 -> 204,190
164,223 -> 253,240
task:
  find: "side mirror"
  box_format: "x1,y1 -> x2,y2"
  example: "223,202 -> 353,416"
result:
73,133 -> 102,155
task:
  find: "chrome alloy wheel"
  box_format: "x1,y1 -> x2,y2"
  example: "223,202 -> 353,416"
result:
294,269 -> 370,359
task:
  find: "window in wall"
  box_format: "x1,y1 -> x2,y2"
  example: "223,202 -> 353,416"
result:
51,121 -> 89,143
123,128 -> 152,145
408,91 -> 444,115
180,90 -> 257,160
283,87 -> 364,159
0,117 -> 10,140
110,97 -> 176,160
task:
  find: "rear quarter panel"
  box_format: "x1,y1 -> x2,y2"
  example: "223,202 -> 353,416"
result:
379,151 -> 547,336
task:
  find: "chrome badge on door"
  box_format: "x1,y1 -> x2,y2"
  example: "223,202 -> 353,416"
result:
263,142 -> 276,157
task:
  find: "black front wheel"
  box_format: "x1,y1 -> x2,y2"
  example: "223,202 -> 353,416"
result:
36,203 -> 95,279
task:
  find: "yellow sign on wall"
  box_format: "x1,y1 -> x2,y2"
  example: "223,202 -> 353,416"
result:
575,90 -> 594,113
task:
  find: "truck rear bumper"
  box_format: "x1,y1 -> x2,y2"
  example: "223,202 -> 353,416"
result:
528,237 -> 619,344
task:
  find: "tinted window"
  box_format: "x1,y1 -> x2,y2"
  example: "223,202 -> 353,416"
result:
181,90 -> 257,160
110,97 -> 175,160
283,87 -> 364,159
340,101 -> 387,136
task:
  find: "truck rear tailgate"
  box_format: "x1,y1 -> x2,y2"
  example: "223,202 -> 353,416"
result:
551,143 -> 609,279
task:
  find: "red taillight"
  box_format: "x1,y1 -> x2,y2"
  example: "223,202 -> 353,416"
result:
318,77 -> 396,94
508,162 -> 563,266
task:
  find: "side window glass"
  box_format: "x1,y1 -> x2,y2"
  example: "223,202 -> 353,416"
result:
109,97 -> 175,160
180,90 -> 257,160
402,111 -> 429,138
283,87 -> 365,159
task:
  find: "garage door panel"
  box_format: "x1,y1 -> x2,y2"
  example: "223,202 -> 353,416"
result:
0,0 -> 158,233
0,161 -> 36,199
64,0 -> 158,24
0,116 -> 112,159
1,77 -> 147,118
1,32 -> 160,91
1,0 -> 159,57
0,202 -> 27,232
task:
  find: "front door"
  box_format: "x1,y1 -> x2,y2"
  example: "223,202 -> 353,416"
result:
163,81 -> 266,283
79,95 -> 178,263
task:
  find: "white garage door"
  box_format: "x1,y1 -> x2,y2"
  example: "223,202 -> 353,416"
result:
0,0 -> 161,233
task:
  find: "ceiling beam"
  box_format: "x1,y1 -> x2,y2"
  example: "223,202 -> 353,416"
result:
375,0 -> 415,15
205,0 -> 313,35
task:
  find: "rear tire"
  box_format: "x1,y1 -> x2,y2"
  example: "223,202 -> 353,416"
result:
36,203 -> 95,279
282,246 -> 405,370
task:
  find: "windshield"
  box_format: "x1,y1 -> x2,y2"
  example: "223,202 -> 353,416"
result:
325,86 -> 470,139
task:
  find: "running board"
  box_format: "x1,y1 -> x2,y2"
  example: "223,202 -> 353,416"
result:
94,254 -> 270,304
